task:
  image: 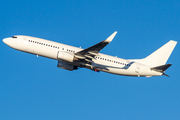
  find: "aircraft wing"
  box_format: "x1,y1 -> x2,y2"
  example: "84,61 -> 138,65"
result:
75,31 -> 117,59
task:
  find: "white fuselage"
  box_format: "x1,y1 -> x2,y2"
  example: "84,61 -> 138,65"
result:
3,35 -> 162,77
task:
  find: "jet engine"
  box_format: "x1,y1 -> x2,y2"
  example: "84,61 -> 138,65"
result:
57,51 -> 75,62
57,61 -> 78,71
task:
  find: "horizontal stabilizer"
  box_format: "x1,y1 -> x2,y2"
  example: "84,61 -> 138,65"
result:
163,73 -> 170,77
151,64 -> 172,72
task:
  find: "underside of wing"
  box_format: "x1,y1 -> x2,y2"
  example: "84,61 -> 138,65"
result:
75,31 -> 117,60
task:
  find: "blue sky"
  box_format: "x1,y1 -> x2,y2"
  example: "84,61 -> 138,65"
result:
1,0 -> 180,120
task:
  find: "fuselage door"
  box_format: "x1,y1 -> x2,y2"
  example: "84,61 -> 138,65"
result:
135,64 -> 140,73
23,37 -> 35,53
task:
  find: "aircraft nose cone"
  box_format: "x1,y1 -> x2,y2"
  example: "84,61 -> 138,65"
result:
3,38 -> 8,44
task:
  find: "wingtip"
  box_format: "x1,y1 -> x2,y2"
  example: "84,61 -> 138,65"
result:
105,31 -> 118,43
170,40 -> 177,43
113,31 -> 118,35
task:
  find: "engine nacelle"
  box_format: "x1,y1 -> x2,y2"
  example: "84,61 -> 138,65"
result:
57,51 -> 74,62
57,61 -> 78,71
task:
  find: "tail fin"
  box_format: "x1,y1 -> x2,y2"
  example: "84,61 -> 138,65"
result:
132,40 -> 177,67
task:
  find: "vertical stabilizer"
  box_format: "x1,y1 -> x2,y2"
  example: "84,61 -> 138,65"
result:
133,40 -> 177,67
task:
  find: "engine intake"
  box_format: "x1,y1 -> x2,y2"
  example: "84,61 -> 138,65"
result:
57,51 -> 75,62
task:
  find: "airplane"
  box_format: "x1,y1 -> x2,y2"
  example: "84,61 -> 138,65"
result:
3,31 -> 177,77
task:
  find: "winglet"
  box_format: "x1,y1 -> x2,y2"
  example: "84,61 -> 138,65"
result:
104,31 -> 117,43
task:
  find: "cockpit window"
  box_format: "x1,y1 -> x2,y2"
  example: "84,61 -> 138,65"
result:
12,36 -> 17,38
